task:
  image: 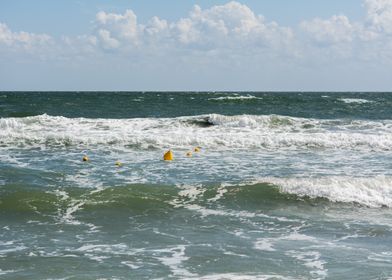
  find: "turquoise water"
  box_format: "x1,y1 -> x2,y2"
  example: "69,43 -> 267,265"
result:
1,92 -> 392,279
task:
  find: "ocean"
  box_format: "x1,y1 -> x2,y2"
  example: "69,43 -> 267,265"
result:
0,91 -> 391,279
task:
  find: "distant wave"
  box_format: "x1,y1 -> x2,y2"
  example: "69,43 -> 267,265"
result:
339,98 -> 372,104
208,94 -> 262,101
1,113 -> 391,151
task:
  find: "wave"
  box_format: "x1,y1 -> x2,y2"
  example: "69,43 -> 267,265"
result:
172,176 -> 392,208
208,94 -> 262,101
254,176 -> 392,208
0,114 -> 391,151
1,176 -> 391,221
339,98 -> 372,104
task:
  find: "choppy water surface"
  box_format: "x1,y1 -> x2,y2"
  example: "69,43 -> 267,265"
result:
1,92 -> 392,279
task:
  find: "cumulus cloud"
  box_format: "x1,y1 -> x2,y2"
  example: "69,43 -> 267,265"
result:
172,2 -> 293,49
0,22 -> 51,50
91,1 -> 293,53
3,0 -> 392,64
95,10 -> 139,49
86,0 -> 392,60
300,15 -> 356,45
4,0 -> 392,91
296,0 -> 392,62
87,0 -> 392,63
365,0 -> 392,34
300,0 -> 392,45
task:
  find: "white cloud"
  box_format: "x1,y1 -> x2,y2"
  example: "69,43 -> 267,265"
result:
300,15 -> 355,45
3,0 -> 392,58
3,0 -> 392,74
91,1 -> 293,52
171,2 -> 293,49
297,0 -> 392,62
61,35 -> 98,58
299,0 -> 392,46
97,29 -> 120,49
365,0 -> 392,34
145,16 -> 169,37
0,22 -> 51,49
4,0 -> 392,90
95,10 -> 140,49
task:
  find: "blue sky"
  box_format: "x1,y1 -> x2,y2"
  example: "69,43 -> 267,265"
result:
0,0 -> 391,91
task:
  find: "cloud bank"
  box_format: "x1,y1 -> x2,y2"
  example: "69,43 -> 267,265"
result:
1,0 -> 392,90
2,1 -> 392,58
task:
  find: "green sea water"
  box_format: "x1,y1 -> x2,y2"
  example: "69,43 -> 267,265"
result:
1,92 -> 392,279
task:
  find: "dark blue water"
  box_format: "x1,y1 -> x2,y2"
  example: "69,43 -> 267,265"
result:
1,91 -> 391,119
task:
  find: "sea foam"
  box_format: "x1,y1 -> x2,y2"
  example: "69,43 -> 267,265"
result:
0,114 -> 391,151
255,176 -> 392,208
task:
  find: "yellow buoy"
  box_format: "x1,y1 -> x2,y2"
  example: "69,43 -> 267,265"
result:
82,155 -> 89,162
163,150 -> 173,161
186,152 -> 192,157
115,161 -> 122,167
194,147 -> 201,152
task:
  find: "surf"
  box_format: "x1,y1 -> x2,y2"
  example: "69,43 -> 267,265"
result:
1,113 -> 392,151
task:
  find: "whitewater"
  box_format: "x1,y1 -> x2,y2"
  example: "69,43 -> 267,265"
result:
1,113 -> 392,151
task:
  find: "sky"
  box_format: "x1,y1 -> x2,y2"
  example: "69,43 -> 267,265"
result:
0,0 -> 392,91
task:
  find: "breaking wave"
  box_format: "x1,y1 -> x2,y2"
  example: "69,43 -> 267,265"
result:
255,176 -> 392,208
2,176 -> 392,218
208,94 -> 262,101
171,176 -> 392,208
0,114 -> 391,151
339,98 -> 372,104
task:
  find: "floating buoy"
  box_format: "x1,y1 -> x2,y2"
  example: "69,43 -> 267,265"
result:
194,147 -> 201,152
163,150 -> 173,161
115,161 -> 122,167
186,152 -> 192,157
82,155 -> 89,162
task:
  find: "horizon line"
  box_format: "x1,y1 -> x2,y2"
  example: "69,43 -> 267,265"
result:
1,90 -> 391,93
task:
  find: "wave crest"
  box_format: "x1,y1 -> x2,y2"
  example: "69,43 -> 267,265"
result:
255,176 -> 392,208
2,176 -> 391,217
1,114 -> 391,151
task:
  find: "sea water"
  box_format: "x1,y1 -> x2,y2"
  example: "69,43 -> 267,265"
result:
0,92 -> 392,279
